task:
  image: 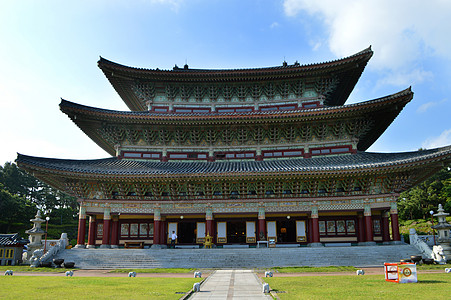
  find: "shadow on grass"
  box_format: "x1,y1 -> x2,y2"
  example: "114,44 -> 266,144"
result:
418,280 -> 447,284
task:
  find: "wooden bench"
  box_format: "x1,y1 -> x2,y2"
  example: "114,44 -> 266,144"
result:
124,241 -> 144,249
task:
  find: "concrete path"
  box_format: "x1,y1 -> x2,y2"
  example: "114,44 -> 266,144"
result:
190,269 -> 271,300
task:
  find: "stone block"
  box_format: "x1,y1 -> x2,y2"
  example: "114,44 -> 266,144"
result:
193,282 -> 200,292
194,271 -> 202,278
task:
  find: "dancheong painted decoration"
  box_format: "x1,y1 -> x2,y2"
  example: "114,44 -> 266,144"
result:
17,47 -> 451,248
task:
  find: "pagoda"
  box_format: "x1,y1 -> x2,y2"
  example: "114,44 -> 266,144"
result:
17,47 -> 451,249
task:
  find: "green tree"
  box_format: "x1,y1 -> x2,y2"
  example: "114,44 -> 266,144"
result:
398,166 -> 451,220
0,183 -> 34,232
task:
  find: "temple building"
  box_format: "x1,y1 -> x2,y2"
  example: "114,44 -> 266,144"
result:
17,47 -> 451,248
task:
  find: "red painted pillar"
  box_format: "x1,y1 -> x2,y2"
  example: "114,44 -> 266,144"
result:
390,203 -> 401,242
160,220 -> 166,245
308,218 -> 313,242
309,205 -> 321,246
87,215 -> 96,248
75,205 -> 86,248
311,218 -> 320,243
110,216 -> 119,248
357,214 -> 365,243
153,207 -> 161,246
364,205 -> 374,243
206,206 -> 214,238
258,205 -> 266,240
382,211 -> 391,243
101,206 -> 111,248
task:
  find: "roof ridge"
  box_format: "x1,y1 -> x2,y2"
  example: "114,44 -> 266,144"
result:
98,47 -> 373,73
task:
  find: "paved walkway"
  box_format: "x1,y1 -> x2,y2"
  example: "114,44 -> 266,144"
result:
190,269 -> 271,300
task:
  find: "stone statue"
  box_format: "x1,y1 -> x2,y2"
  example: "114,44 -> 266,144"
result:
432,245 -> 447,264
30,249 -> 44,267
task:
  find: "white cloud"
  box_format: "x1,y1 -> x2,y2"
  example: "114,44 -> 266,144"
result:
283,0 -> 451,83
270,22 -> 280,29
376,69 -> 433,88
417,98 -> 448,113
422,129 -> 451,149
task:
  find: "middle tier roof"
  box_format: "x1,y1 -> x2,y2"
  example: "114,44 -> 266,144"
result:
60,88 -> 413,157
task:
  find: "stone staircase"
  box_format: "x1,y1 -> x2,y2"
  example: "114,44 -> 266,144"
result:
53,244 -> 422,269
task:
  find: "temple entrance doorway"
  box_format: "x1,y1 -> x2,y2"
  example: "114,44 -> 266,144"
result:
178,221 -> 196,244
227,221 -> 246,243
276,219 -> 297,243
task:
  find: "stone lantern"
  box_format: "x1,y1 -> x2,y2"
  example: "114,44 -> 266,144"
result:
431,204 -> 451,260
23,211 -> 46,263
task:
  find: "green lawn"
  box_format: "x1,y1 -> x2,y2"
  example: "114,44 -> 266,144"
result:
109,268 -> 196,273
0,266 -> 71,273
264,273 -> 451,299
0,276 -> 199,300
271,266 -> 357,273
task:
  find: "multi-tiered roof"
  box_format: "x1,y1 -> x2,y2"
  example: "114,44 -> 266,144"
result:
17,47 -> 451,201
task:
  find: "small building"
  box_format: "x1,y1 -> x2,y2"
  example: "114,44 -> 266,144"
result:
0,234 -> 27,266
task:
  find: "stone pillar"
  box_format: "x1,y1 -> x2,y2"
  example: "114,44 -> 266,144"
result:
382,211 -> 391,244
152,206 -> 162,248
308,204 -> 322,247
75,205 -> 87,248
258,204 -> 266,240
362,204 -> 376,245
110,215 -> 119,248
87,215 -> 96,248
100,206 -> 111,248
206,206 -> 214,237
390,202 -> 402,244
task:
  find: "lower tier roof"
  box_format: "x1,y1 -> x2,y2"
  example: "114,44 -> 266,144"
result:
17,146 -> 451,178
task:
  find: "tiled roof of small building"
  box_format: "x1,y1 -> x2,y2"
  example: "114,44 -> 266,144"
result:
0,233 -> 27,246
17,146 -> 451,177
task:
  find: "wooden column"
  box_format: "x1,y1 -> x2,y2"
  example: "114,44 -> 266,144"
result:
110,215 -> 119,248
160,219 -> 166,245
75,205 -> 86,248
364,204 -> 374,243
206,206 -> 214,237
153,206 -> 161,246
258,204 -> 266,240
382,211 -> 391,243
87,215 -> 96,248
357,214 -> 365,243
308,204 -> 322,247
100,206 -> 111,248
390,202 -> 401,242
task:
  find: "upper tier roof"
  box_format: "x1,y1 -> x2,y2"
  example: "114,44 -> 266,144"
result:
59,88 -> 413,155
98,47 -> 373,111
16,146 -> 451,189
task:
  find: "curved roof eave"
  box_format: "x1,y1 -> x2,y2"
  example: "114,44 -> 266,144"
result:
59,88 -> 413,152
59,87 -> 412,123
98,47 -> 373,111
16,145 -> 451,180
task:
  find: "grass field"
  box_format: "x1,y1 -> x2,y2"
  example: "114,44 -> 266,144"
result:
0,266 -> 72,273
264,273 -> 451,299
109,268 -> 196,273
0,276 -> 199,300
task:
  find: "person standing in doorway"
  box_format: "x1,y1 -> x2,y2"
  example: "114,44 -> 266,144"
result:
171,231 -> 177,248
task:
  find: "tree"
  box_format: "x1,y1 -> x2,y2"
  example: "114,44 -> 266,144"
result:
398,166 -> 451,220
0,162 -> 79,229
0,183 -> 34,232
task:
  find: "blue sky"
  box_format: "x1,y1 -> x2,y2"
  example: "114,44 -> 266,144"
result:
1,0 -> 450,165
